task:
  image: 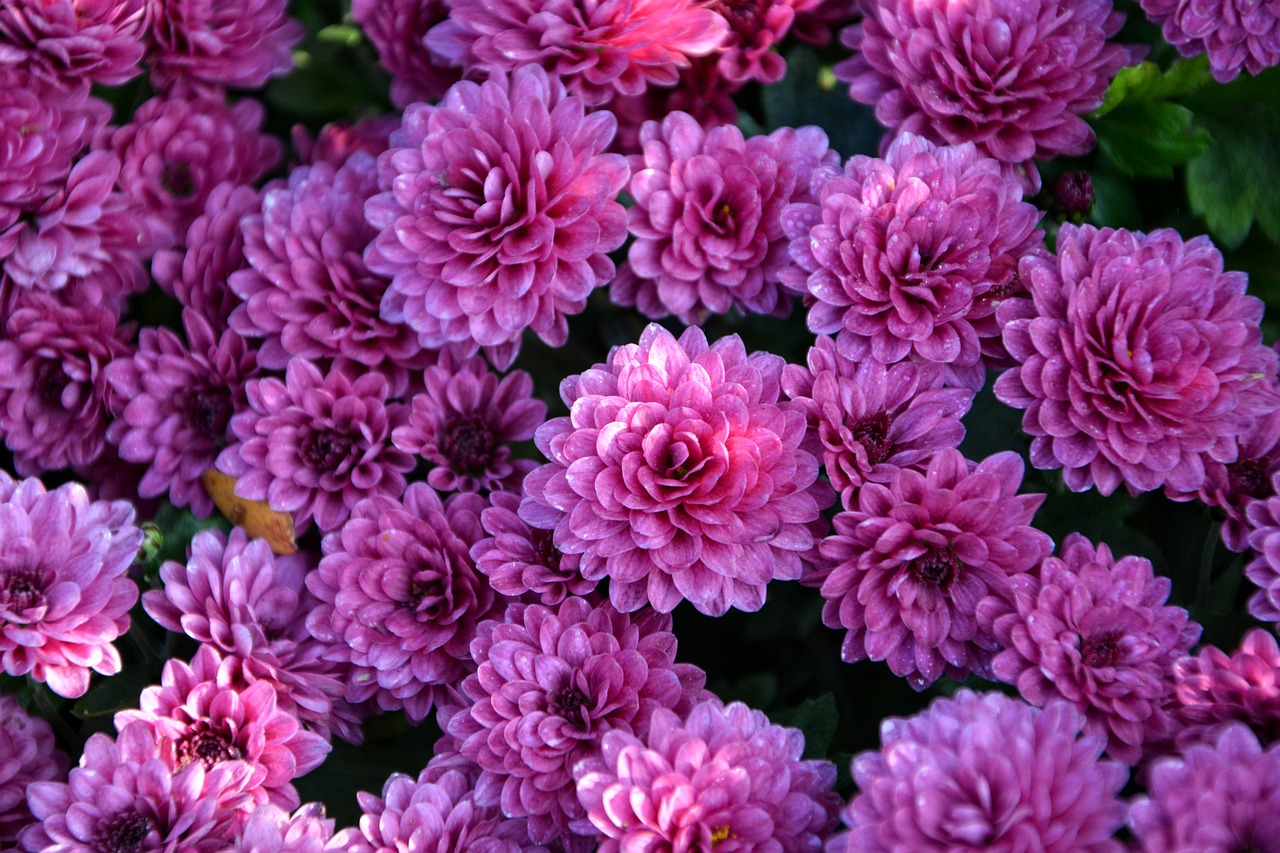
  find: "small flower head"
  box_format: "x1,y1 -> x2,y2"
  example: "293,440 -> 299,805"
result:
0,693 -> 68,845
350,0 -> 458,108
147,0 -> 304,89
1171,628 -> 1280,749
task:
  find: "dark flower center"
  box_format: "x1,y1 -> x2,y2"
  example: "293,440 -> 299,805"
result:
188,388 -> 234,443
852,411 -> 893,465
441,414 -> 496,475
94,812 -> 153,853
709,0 -> 767,34
531,529 -> 561,572
0,570 -> 44,618
548,684 -> 590,727
410,571 -> 447,616
1227,458 -> 1269,501
175,722 -> 239,770
910,548 -> 959,590
37,361 -> 72,409
1081,632 -> 1122,668
301,430 -> 353,471
162,161 -> 196,198
978,270 -> 1023,306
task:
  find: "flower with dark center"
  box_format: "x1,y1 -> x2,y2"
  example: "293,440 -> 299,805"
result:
0,570 -> 45,621
471,491 -> 597,606
95,812 -> 154,853
186,388 -> 234,444
910,548 -> 958,590
174,723 -> 240,771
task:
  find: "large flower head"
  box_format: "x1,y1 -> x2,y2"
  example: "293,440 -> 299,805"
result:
996,224 -> 1280,496
981,533 -> 1201,764
574,698 -> 840,852
0,693 -> 67,845
830,690 -> 1128,852
521,323 -> 831,616
447,597 -> 707,843
817,449 -> 1052,689
1171,627 -> 1280,749
1139,0 -> 1280,82
834,0 -> 1137,191
146,0 -> 304,89
783,133 -> 1042,390
0,0 -> 146,86
350,0 -> 458,108
472,490 -> 597,606
366,66 -> 628,370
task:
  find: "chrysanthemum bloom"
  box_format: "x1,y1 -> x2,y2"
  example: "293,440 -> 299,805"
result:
106,311 -> 258,517
20,723 -> 256,853
232,803 -> 338,853
116,646 -> 330,810
705,0 -> 799,83
981,534 -> 1201,764
365,67 -> 629,370
350,0 -> 458,108
447,597 -> 707,843
230,153 -> 426,386
0,693 -> 67,845
817,449 -> 1051,689
392,353 -> 546,494
996,224 -> 1280,496
0,292 -> 132,476
783,134 -> 1042,390
425,0 -> 728,107
834,0 -> 1137,191
216,360 -> 413,534
0,0 -> 146,86
1130,723 -> 1280,851
1171,628 -> 1280,749
146,0 -> 304,90
613,113 -> 837,325
521,323 -> 831,616
144,527 -> 362,744
1139,0 -> 1280,82
472,491 -> 597,605
1243,476 -> 1280,622
574,698 -> 840,852
291,116 -> 397,170
606,55 -> 742,155
829,690 -> 1128,852
307,484 -> 500,723
782,335 -> 973,509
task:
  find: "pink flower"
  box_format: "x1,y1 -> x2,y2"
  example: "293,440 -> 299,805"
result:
147,0 -> 305,89
0,0 -> 146,86
521,323 -> 832,616
706,0 -> 798,83
0,693 -> 68,845
1139,0 -> 1280,82
350,0 -> 458,108
607,56 -> 741,155
232,803 -> 338,853
471,491 -> 597,606
1172,628 -> 1280,749
1244,477 -> 1280,622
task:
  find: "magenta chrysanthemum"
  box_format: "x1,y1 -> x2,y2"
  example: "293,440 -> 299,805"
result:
365,66 -> 629,370
574,698 -> 840,852
782,335 -> 973,509
521,323 -> 831,616
613,113 -> 837,324
1245,474 -> 1280,622
829,690 -> 1128,852
1139,0 -> 1280,82
705,0 -> 799,83
816,449 -> 1051,690
426,0 -> 728,107
1129,724 -> 1280,851
306,484 -> 499,723
782,133 -> 1042,390
834,0 -> 1137,191
472,490 -> 596,606
1172,628 -> 1280,749
232,803 -> 338,853
216,360 -> 414,534
981,533 -> 1201,764
350,0 -> 458,108
996,224 -> 1280,496
146,0 -> 305,89
0,693 -> 67,845
0,0 -> 146,86
447,597 -> 707,844
392,352 -> 546,494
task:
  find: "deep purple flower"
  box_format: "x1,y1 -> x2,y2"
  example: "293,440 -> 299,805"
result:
448,597 -> 707,844
829,690 -> 1128,852
146,0 -> 305,90
0,0 -> 146,86
306,484 -> 499,723
996,224 -> 1280,496
365,67 -> 629,370
614,113 -> 837,324
783,133 -> 1043,390
232,803 -> 338,853
835,0 -> 1137,191
1130,723 -> 1280,851
472,490 -> 597,606
1172,628 -> 1280,749
1139,0 -> 1280,82
216,360 -> 414,534
521,324 -> 831,616
0,693 -> 67,845
350,0 -> 458,108
574,698 -> 840,852
0,292 -> 131,476
782,335 -> 973,509
817,449 -> 1052,690
981,533 -> 1201,764
392,352 -> 546,494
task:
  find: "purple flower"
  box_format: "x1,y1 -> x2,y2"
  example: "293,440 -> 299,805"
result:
0,292 -> 132,476
216,360 -> 414,534
1130,724 -> 1280,851
817,449 -> 1052,690
448,597 -> 707,844
782,335 -> 973,509
1172,628 -> 1280,749
0,693 -> 67,845
365,67 -> 629,370
783,133 -> 1042,390
306,484 -> 500,723
146,0 -> 304,90
1245,476 -> 1280,622
981,533 -> 1201,764
834,0 -> 1137,191
106,311 -> 258,517
291,117 -> 397,170
705,0 -> 798,83
1139,0 -> 1280,82
574,698 -> 840,852
521,324 -> 831,616
472,490 -> 597,606
996,224 -> 1280,496
350,0 -> 458,108
392,352 -> 546,494
829,690 -> 1128,852
0,0 -> 146,86
613,113 -> 838,325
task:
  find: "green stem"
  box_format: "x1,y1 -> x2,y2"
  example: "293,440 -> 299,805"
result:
30,681 -> 82,755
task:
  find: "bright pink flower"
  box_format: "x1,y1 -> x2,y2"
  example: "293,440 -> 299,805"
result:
706,0 -> 798,83
471,491 -> 597,606
232,803 -> 338,853
350,0 -> 458,108
0,693 -> 67,845
146,0 -> 304,89
0,0 -> 146,86
1172,628 -> 1280,749
1139,0 -> 1280,82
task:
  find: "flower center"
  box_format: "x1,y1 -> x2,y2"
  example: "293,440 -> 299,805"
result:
0,570 -> 44,619
94,812 -> 153,853
409,573 -> 446,616
161,161 -> 196,198
37,361 -> 72,408
188,388 -> 234,443
910,548 -> 958,590
1081,632 -> 1122,668
709,0 -> 767,35
548,684 -> 590,726
441,414 -> 496,474
175,722 -> 239,770
851,411 -> 893,464
1227,458 -> 1269,500
301,430 -> 352,470
711,825 -> 732,846
531,529 -> 561,571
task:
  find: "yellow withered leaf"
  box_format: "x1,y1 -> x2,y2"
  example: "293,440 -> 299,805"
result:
201,468 -> 298,555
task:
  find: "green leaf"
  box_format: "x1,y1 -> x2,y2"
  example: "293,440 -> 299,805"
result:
1092,57 -> 1211,119
773,694 -> 839,759
72,665 -> 156,719
761,45 -> 882,158
1094,101 -> 1212,179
